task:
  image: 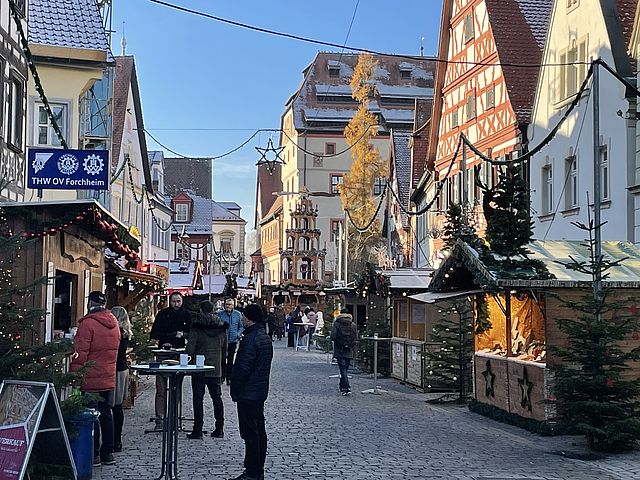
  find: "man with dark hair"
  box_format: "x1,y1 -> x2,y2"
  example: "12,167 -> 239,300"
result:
186,301 -> 228,439
331,308 -> 357,395
150,291 -> 191,430
219,297 -> 243,386
229,304 -> 273,480
70,291 -> 120,466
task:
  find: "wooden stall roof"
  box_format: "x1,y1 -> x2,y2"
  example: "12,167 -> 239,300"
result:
431,239 -> 640,292
0,199 -> 140,248
383,267 -> 433,290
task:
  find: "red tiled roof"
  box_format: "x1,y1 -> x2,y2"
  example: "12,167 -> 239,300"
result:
616,0 -> 638,45
111,57 -> 134,172
485,0 -> 553,124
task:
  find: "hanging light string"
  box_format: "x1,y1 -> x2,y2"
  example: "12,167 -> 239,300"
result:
345,184 -> 388,232
9,0 -> 68,149
146,0 -> 589,69
126,156 -> 145,204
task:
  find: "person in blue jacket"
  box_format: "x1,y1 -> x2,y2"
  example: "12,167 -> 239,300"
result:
219,297 -> 244,385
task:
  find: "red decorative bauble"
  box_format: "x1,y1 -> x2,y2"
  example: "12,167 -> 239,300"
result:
21,232 -> 30,239
48,228 -> 57,235
63,223 -> 69,229
75,215 -> 83,222
94,211 -> 102,220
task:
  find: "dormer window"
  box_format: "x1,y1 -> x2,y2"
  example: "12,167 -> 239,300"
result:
400,67 -> 412,80
328,60 -> 341,78
175,203 -> 189,222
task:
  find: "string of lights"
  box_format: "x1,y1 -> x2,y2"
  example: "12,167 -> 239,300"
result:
147,0 -> 590,69
9,0 -> 68,149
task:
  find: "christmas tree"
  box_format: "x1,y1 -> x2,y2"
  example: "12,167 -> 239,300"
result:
0,200 -> 81,389
485,162 -> 532,257
424,299 -> 474,402
442,202 -> 485,253
551,219 -> 640,452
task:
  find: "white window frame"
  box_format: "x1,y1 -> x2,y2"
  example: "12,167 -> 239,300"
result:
174,203 -> 189,222
559,38 -> 587,100
565,156 -> 578,209
34,101 -> 69,147
330,174 -> 343,194
599,145 -> 609,201
542,164 -> 554,214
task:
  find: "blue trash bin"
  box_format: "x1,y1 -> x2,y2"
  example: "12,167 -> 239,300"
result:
68,408 -> 99,480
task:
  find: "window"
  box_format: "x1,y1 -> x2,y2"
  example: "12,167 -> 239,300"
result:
174,203 -> 189,222
35,103 -> 67,146
373,176 -> 386,196
466,93 -> 476,121
220,237 -> 233,254
329,67 -> 340,78
452,109 -> 459,128
400,68 -> 412,80
600,145 -> 609,201
330,219 -> 344,241
8,74 -> 24,150
464,12 -> 474,42
567,0 -> 579,9
176,243 -> 190,260
330,174 -> 343,194
542,164 -> 553,214
565,156 -> 578,209
13,0 -> 25,16
486,86 -> 495,109
559,38 -> 587,99
325,142 -> 336,155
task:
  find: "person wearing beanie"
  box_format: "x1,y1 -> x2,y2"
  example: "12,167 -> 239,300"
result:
70,291 -> 120,467
186,301 -> 228,439
229,303 -> 273,480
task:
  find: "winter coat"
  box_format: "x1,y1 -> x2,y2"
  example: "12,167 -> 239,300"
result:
230,323 -> 273,402
150,306 -> 192,348
331,313 -> 357,359
116,332 -> 129,372
219,309 -> 244,344
70,308 -> 121,392
186,312 -> 228,378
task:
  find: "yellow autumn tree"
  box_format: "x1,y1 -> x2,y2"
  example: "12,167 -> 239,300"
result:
340,53 -> 387,276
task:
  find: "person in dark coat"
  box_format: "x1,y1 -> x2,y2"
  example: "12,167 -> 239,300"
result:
110,306 -> 133,453
150,292 -> 191,430
185,301 -> 228,439
286,305 -> 301,348
70,291 -> 120,466
229,304 -> 273,480
330,309 -> 358,395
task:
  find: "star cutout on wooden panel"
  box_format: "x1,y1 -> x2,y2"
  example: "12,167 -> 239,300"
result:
255,138 -> 285,174
518,367 -> 534,412
481,360 -> 495,398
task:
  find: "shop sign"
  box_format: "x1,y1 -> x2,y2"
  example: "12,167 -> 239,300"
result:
27,148 -> 109,190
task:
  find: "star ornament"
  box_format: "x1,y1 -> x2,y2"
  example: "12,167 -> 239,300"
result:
518,367 -> 534,412
255,138 -> 286,174
481,360 -> 496,398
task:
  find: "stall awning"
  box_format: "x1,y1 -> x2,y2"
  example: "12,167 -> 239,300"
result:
382,268 -> 433,290
410,289 -> 484,304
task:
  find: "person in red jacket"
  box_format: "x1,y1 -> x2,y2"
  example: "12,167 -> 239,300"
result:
70,291 -> 121,467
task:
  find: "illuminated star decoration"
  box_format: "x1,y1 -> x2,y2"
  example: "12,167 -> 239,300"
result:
518,367 -> 534,411
255,138 -> 286,174
481,360 -> 495,398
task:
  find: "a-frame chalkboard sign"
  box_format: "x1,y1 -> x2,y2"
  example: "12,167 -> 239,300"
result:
0,380 -> 77,479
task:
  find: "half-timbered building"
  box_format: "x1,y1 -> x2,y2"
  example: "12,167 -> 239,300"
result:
426,0 -> 552,264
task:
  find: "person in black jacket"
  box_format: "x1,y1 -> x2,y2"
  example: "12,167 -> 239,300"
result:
149,292 -> 191,430
110,306 -> 133,453
229,304 -> 273,480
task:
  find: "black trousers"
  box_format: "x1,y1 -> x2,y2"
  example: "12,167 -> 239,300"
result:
191,376 -> 223,433
226,342 -> 237,383
236,400 -> 267,478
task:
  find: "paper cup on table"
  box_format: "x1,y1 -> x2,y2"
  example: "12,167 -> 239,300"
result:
196,355 -> 205,367
179,353 -> 191,366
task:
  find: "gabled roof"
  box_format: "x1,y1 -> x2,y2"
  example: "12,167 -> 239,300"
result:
111,56 -> 152,192
164,158 -> 212,199
260,195 -> 283,226
173,191 -> 245,235
29,0 -> 111,54
485,0 -> 553,123
390,130 -> 413,228
600,0 -> 638,77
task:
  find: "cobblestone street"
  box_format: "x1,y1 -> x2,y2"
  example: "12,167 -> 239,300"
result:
94,341 -> 640,480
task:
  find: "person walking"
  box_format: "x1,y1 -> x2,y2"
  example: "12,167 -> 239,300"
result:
306,308 -> 317,349
110,306 -> 133,453
185,301 -> 228,439
229,304 -> 273,480
219,297 -> 243,386
70,291 -> 120,466
286,305 -> 300,348
330,308 -> 358,395
274,305 -> 285,340
265,307 -> 277,341
150,292 -> 191,430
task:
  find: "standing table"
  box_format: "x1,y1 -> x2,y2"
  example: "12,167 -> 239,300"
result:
131,364 -> 214,480
293,322 -> 313,351
360,336 -> 391,394
147,349 -> 189,433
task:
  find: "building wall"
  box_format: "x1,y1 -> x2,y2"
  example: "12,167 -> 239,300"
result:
260,215 -> 281,285
0,2 -> 29,201
24,64 -> 104,202
212,220 -> 246,276
529,0 -> 633,242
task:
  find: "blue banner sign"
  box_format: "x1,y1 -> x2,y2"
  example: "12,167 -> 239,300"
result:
27,148 -> 109,190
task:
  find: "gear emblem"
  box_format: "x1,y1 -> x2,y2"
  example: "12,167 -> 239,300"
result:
83,154 -> 104,175
57,154 -> 79,175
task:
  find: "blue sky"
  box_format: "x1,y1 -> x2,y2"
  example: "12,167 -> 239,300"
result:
112,0 -> 442,226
